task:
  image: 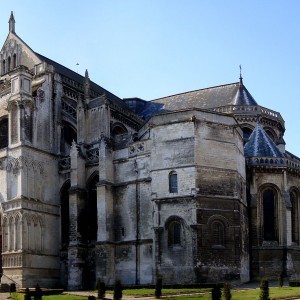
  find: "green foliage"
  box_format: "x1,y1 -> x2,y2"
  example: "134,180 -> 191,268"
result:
222,282 -> 231,300
260,278 -> 269,300
113,278 -> 122,300
155,276 -> 163,299
211,285 -> 221,300
278,272 -> 283,287
95,279 -> 106,299
34,284 -> 43,300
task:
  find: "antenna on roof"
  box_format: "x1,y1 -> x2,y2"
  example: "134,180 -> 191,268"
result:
239,65 -> 243,85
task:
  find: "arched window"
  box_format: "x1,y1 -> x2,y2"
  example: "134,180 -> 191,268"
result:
211,221 -> 225,246
291,190 -> 299,244
111,123 -> 128,136
0,118 -> 8,149
2,60 -> 5,75
263,189 -> 277,241
265,129 -> 275,142
60,121 -> 77,155
7,57 -> 11,72
13,54 -> 17,69
168,221 -> 181,246
169,171 -> 178,193
79,174 -> 98,243
242,127 -> 253,141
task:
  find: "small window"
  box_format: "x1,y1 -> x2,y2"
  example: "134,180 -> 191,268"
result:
212,221 -> 225,246
168,221 -> 181,246
169,171 -> 178,193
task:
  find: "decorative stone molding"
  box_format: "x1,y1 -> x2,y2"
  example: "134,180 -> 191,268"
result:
6,156 -> 44,174
129,141 -> 145,156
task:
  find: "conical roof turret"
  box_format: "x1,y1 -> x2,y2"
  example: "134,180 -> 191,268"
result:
244,124 -> 284,158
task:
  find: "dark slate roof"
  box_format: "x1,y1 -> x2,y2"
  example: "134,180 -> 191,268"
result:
126,82 -> 258,119
244,124 -> 284,158
35,53 -> 129,110
151,81 -> 257,109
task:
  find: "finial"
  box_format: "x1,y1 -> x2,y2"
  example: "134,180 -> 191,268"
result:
239,65 -> 243,85
84,69 -> 90,102
9,11 -> 15,33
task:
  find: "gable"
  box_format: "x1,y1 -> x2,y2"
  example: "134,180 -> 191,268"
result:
0,32 -> 41,75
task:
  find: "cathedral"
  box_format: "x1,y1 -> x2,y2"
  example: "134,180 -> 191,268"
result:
0,12 -> 300,290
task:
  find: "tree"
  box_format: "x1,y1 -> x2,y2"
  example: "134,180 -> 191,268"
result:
34,284 -> 42,300
96,278 -> 106,299
155,276 -> 163,299
24,288 -> 31,300
260,278 -> 270,300
113,278 -> 122,300
222,282 -> 231,300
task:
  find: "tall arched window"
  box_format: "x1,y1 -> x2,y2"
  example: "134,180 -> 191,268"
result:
211,221 -> 225,246
168,220 -> 181,246
79,174 -> 98,243
291,190 -> 299,244
263,189 -> 277,241
169,171 -> 178,193
7,57 -> 11,72
2,60 -> 5,75
13,54 -> 17,69
0,118 -> 8,149
60,121 -> 77,155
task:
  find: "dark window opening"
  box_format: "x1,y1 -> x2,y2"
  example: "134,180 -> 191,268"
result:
60,181 -> 70,249
112,125 -> 127,136
169,171 -> 178,193
263,189 -> 277,241
168,221 -> 181,246
13,54 -> 17,69
242,127 -> 253,143
265,130 -> 275,142
291,191 -> 299,244
7,57 -> 11,72
60,122 -> 77,155
2,60 -> 5,74
0,118 -> 8,149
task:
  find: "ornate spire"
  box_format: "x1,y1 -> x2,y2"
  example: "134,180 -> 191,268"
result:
239,64 -> 243,85
84,69 -> 90,102
9,11 -> 15,33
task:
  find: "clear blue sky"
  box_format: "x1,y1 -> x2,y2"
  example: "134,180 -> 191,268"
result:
1,1 -> 300,155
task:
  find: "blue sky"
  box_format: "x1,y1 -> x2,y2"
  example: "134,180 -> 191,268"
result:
1,1 -> 300,155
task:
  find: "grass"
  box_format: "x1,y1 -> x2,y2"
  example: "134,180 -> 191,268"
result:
9,286 -> 300,300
